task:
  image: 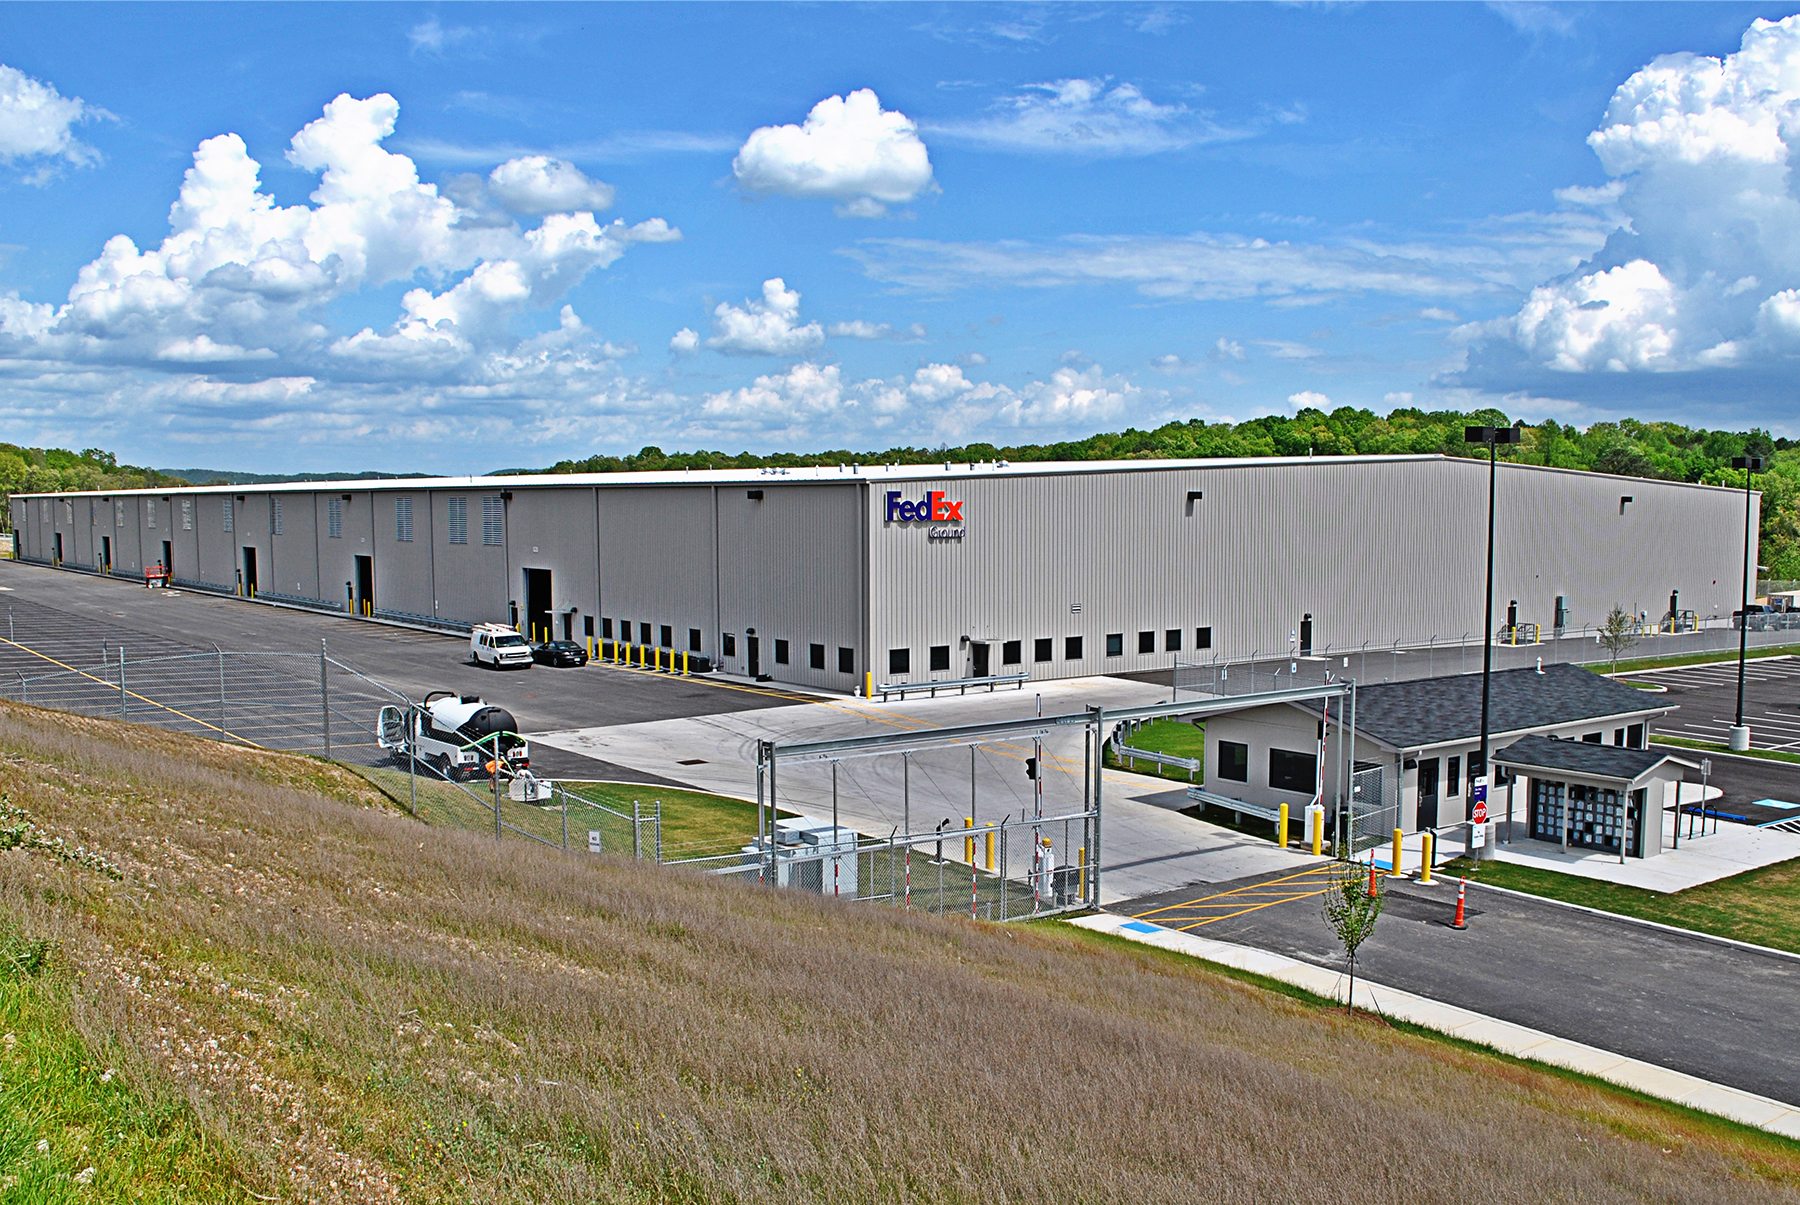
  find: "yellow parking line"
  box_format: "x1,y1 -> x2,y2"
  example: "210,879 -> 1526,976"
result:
1168,886 -> 1334,931
1,635 -> 262,747
1133,863 -> 1334,919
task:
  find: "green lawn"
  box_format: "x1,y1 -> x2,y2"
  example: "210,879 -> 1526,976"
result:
1441,854 -> 1800,954
1652,735 -> 1800,766
1103,717 -> 1205,783
1590,644 -> 1800,675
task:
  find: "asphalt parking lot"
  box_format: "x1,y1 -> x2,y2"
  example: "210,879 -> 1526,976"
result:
0,561 -> 814,782
1123,866 -> 1800,1106
1637,656 -> 1800,752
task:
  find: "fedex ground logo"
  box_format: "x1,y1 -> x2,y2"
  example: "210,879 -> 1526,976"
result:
884,489 -> 964,523
884,489 -> 966,541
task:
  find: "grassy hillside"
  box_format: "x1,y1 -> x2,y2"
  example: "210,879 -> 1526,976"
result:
1,701 -> 1796,1203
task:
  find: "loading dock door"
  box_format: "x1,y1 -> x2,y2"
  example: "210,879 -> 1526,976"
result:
522,568 -> 552,642
101,535 -> 112,574
241,547 -> 258,596
747,634 -> 762,678
355,555 -> 374,616
161,540 -> 173,579
53,533 -> 64,565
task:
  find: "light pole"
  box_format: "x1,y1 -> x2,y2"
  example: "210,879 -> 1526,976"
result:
1729,454 -> 1764,752
1467,422 -> 1522,853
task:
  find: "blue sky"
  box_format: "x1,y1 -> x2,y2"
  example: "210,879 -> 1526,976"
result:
3,2 -> 1800,474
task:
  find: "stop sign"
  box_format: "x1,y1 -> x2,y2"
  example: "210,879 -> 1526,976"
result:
1471,800 -> 1489,824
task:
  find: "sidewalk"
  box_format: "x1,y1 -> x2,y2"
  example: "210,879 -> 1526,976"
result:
1069,911 -> 1800,1141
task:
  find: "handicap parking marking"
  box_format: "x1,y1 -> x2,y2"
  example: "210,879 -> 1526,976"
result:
1120,920 -> 1166,935
1750,798 -> 1800,811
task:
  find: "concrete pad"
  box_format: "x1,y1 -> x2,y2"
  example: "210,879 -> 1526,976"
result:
1492,822 -> 1800,892
1069,911 -> 1800,1141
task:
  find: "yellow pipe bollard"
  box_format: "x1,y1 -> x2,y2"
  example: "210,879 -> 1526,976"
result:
864,670 -> 874,698
985,829 -> 995,871
682,650 -> 689,676
1078,847 -> 1087,897
964,817 -> 975,864
1420,832 -> 1435,885
1311,811 -> 1324,857
1277,802 -> 1290,849
1392,827 -> 1404,878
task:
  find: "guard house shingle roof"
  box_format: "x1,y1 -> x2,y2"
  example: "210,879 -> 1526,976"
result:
1493,735 -> 1693,784
1298,663 -> 1670,751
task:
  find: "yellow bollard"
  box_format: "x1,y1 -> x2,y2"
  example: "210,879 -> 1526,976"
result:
985,828 -> 995,871
1277,802 -> 1290,849
1392,827 -> 1404,878
1311,812 -> 1324,857
864,670 -> 874,698
964,817 -> 975,864
1420,832 -> 1435,885
1078,847 -> 1087,897
682,650 -> 690,676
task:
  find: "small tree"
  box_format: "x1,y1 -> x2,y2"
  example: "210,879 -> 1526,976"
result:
1598,602 -> 1639,673
1321,858 -> 1384,1014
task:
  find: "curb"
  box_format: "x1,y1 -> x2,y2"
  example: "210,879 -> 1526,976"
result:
1069,911 -> 1800,1141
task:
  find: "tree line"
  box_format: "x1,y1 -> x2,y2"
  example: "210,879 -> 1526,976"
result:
6,408 -> 1797,578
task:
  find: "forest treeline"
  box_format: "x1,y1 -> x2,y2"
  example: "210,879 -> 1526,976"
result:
6,408 -> 1798,576
542,407 -> 1800,578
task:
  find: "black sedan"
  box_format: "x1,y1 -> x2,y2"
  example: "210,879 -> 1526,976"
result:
530,640 -> 589,668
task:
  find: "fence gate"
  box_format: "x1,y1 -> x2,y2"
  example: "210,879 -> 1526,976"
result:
1344,765 -> 1399,854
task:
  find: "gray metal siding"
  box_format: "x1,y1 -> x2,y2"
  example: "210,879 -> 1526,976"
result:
426,489 -> 508,625
596,486 -> 717,656
505,487 -> 599,640
715,483 -> 862,688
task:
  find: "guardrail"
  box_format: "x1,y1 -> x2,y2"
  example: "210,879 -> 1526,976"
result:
870,672 -> 1029,701
1186,785 -> 1287,826
1109,737 -> 1200,779
372,607 -> 475,633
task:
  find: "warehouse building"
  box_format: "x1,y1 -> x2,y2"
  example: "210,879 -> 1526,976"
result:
7,455 -> 1755,693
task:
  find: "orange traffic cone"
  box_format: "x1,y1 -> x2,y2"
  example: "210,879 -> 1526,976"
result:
1451,878 -> 1468,930
1367,852 -> 1380,898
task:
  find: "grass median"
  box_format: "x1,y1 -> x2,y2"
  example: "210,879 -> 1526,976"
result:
1442,854 -> 1800,954
1101,717 -> 1205,784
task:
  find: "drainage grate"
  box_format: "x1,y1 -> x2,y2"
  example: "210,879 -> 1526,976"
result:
677,758 -> 707,766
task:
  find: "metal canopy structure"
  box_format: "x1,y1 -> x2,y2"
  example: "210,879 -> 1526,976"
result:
754,680 -> 1357,910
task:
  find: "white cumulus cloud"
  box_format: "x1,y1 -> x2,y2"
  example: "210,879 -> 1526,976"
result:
1459,14 -> 1800,404
929,78 -> 1244,156
706,278 -> 824,356
0,63 -> 104,182
733,89 -> 935,217
486,155 -> 615,215
1287,390 -> 1332,410
669,326 -> 699,353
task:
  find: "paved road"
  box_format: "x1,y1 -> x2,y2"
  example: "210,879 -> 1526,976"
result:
1123,869 -> 1800,1106
1633,656 -> 1800,753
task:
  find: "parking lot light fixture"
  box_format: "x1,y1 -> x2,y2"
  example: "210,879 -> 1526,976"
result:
1729,454 -> 1764,752
1466,422 -> 1523,851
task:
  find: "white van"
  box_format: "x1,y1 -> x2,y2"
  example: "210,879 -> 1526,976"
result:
469,623 -> 533,669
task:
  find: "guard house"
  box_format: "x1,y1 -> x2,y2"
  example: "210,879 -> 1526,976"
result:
1199,663 -> 1676,835
1492,736 -> 1697,859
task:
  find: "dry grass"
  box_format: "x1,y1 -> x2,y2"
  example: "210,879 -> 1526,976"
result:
1,699 -> 1796,1202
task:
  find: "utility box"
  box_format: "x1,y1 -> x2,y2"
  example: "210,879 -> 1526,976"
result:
741,817 -> 860,896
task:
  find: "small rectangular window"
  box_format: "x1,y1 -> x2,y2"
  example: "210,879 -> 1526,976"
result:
809,643 -> 826,670
690,628 -> 703,652
639,621 -> 651,645
1165,629 -> 1181,652
1002,639 -> 1022,665
1447,756 -> 1462,797
929,644 -> 950,671
774,638 -> 790,665
447,497 -> 468,544
222,499 -> 234,533
115,500 -> 125,528
180,499 -> 194,531
601,618 -> 614,639
723,633 -> 737,656
1582,732 -> 1602,744
146,499 -> 157,530
1269,748 -> 1317,794
1034,637 -> 1053,663
583,616 -> 595,638
1195,626 -> 1212,650
1065,635 -> 1083,660
838,646 -> 854,674
270,497 -> 283,535
327,498 -> 343,539
1613,728 -> 1626,746
481,496 -> 503,546
1627,723 -> 1644,747
1217,740 -> 1249,782
889,647 -> 910,675
1105,633 -> 1123,657
660,624 -> 673,648
1137,630 -> 1154,654
395,497 -> 413,542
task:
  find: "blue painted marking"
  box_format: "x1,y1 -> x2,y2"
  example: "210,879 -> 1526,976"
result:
1121,920 -> 1163,934
1749,798 -> 1800,811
